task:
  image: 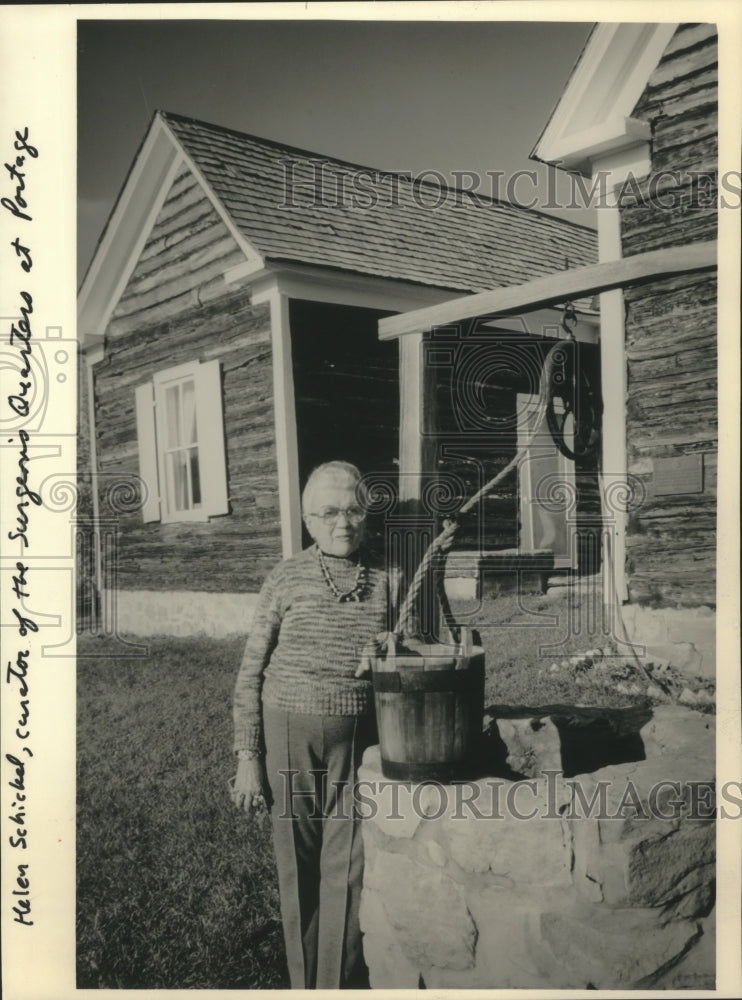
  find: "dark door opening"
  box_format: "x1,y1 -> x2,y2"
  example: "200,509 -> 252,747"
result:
289,299 -> 399,552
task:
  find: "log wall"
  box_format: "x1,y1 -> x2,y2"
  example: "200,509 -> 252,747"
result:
621,24 -> 717,607
93,163 -> 282,595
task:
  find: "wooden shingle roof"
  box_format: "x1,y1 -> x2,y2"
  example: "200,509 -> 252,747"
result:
161,111 -> 596,295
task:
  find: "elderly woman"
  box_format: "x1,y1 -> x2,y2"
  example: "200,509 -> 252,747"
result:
231,460 -> 394,989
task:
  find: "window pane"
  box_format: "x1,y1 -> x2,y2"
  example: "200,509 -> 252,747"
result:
182,380 -> 198,445
168,450 -> 190,511
165,384 -> 182,448
189,447 -> 201,506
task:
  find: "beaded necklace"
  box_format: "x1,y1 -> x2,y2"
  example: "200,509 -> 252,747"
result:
316,545 -> 368,603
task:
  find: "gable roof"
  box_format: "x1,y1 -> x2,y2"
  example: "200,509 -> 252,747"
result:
531,23 -> 678,175
79,110 -> 597,343
163,111 -> 596,291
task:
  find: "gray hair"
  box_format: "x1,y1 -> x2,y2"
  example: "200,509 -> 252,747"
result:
301,461 -> 364,513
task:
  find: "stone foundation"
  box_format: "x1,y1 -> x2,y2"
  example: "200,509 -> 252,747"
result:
621,603 -> 716,680
358,705 -> 715,989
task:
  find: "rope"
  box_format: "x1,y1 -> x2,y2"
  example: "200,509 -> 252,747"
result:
389,307 -> 685,707
392,335 -> 565,639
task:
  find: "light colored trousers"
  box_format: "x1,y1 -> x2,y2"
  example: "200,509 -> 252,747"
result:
264,707 -> 376,989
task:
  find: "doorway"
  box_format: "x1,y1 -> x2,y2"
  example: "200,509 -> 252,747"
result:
289,299 -> 399,551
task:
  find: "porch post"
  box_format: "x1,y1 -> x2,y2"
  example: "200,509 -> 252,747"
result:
265,288 -> 302,556
597,190 -> 629,604
397,328 -> 439,637
398,330 -> 425,501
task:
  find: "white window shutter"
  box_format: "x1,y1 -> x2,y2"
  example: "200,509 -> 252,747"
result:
135,382 -> 161,522
194,359 -> 229,517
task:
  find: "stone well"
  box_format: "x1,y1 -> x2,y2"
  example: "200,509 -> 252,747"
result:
358,704 -> 715,990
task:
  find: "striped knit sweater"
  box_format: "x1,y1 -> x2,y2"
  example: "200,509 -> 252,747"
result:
233,545 -> 397,755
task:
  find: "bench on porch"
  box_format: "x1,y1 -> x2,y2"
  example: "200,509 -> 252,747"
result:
443,548 -> 555,600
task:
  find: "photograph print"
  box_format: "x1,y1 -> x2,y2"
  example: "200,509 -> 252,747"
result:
71,7 -> 736,993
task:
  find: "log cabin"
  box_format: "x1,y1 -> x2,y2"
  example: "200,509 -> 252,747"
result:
384,22 -> 719,679
77,111 -> 597,635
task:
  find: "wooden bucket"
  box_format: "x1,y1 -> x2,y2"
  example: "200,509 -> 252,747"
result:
371,631 -> 485,782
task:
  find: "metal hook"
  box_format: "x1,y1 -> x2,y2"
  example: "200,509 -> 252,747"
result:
561,301 -> 578,340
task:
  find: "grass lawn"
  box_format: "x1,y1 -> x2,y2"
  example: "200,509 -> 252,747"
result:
76,584 -> 663,989
453,583 -> 645,708
76,634 -> 288,989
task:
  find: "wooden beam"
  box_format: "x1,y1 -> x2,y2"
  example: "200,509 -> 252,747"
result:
378,240 -> 717,339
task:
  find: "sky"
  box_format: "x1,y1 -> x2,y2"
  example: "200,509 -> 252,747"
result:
77,16 -> 595,285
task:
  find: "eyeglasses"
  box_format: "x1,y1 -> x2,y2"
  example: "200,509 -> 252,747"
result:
307,506 -> 367,526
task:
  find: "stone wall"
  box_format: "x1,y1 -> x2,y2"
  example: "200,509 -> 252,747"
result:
358,705 -> 715,989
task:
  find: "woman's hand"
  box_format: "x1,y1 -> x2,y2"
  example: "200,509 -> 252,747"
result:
355,631 -> 391,677
230,755 -> 270,814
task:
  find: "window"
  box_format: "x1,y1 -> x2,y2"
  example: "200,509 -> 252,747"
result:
135,359 -> 229,523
